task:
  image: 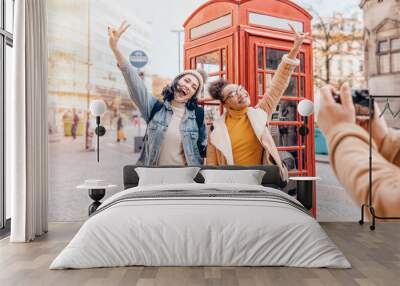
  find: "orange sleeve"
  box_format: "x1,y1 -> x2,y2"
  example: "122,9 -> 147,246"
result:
379,128 -> 400,167
256,55 -> 299,120
327,123 -> 400,218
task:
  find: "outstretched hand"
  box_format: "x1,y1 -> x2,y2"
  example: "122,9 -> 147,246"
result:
108,21 -> 130,51
288,23 -> 308,47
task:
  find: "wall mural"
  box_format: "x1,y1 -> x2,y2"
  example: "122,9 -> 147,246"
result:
47,0 -> 313,223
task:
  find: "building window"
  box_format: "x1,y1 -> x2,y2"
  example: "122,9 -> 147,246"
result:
379,54 -> 390,73
378,40 -> 389,52
377,37 -> 400,74
391,38 -> 400,72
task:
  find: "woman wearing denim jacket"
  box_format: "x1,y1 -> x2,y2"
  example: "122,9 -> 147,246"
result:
108,21 -> 207,166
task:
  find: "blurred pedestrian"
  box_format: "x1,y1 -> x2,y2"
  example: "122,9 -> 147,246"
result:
116,115 -> 127,142
71,109 -> 79,140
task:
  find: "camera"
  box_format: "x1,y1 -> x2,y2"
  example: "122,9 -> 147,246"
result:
333,89 -> 374,118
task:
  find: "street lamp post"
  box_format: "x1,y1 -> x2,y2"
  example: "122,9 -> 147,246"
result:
171,29 -> 184,73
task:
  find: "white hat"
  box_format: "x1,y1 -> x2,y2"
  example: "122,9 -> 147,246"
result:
174,69 -> 208,98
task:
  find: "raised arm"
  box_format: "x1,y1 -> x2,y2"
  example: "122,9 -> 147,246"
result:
108,21 -> 157,122
318,84 -> 400,218
256,24 -> 308,119
327,123 -> 400,218
379,128 -> 400,166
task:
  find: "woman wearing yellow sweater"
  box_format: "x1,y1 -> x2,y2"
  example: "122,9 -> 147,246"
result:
206,25 -> 308,183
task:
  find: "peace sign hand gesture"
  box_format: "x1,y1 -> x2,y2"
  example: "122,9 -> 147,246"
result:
108,21 -> 130,52
288,23 -> 308,47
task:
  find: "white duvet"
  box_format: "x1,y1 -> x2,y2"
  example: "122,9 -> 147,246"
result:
50,183 -> 351,269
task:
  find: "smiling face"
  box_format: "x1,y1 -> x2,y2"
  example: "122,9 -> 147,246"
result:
221,84 -> 251,110
174,74 -> 200,103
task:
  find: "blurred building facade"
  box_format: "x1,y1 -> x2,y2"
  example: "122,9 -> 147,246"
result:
47,0 -> 152,135
360,0 -> 400,128
312,12 -> 365,117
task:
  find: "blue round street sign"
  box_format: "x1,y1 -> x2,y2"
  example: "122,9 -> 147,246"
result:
129,50 -> 148,69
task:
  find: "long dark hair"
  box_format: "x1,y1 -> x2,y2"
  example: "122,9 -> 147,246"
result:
161,75 -> 198,111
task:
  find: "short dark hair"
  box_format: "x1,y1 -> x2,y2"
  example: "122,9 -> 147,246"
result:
208,78 -> 229,101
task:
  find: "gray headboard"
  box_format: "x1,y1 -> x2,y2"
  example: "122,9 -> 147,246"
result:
123,165 -> 287,190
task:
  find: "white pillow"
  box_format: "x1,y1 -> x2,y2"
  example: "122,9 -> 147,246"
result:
135,167 -> 200,186
200,169 -> 266,185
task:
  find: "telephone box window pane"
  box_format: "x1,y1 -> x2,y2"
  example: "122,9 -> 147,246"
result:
278,124 -> 298,147
277,100 -> 298,122
299,53 -> 305,73
270,99 -> 298,146
270,100 -> 299,146
265,74 -> 297,96
196,50 -> 221,74
208,75 -> 220,82
278,100 -> 298,146
205,106 -> 221,122
258,73 -> 263,95
258,47 -> 263,69
300,76 -> 305,97
266,48 -> 286,70
248,12 -> 304,32
283,76 -> 298,97
279,150 -> 299,173
222,49 -> 227,71
190,13 -> 232,40
202,75 -> 220,100
301,149 -> 307,173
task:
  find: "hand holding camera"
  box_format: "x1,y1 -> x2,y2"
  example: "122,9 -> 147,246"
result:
318,84 -> 388,150
317,84 -> 356,136
333,89 -> 373,119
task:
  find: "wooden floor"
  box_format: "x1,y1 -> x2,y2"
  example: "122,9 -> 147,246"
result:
0,222 -> 399,286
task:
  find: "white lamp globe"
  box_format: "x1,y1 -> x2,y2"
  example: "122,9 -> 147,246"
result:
298,99 -> 314,117
90,100 -> 107,116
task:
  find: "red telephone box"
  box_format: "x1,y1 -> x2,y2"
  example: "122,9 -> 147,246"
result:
184,0 -> 316,216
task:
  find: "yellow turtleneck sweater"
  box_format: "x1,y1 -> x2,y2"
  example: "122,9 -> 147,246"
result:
225,108 -> 264,165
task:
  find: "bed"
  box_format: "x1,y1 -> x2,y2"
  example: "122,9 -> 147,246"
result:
50,165 -> 350,269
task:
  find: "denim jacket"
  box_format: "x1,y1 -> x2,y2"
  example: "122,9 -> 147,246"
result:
118,60 -> 207,166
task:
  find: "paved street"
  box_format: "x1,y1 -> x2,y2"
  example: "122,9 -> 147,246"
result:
48,127 -> 359,222
315,159 -> 359,221
48,126 -> 143,222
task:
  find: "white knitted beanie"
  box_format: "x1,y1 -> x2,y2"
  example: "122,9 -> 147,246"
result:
174,69 -> 208,98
